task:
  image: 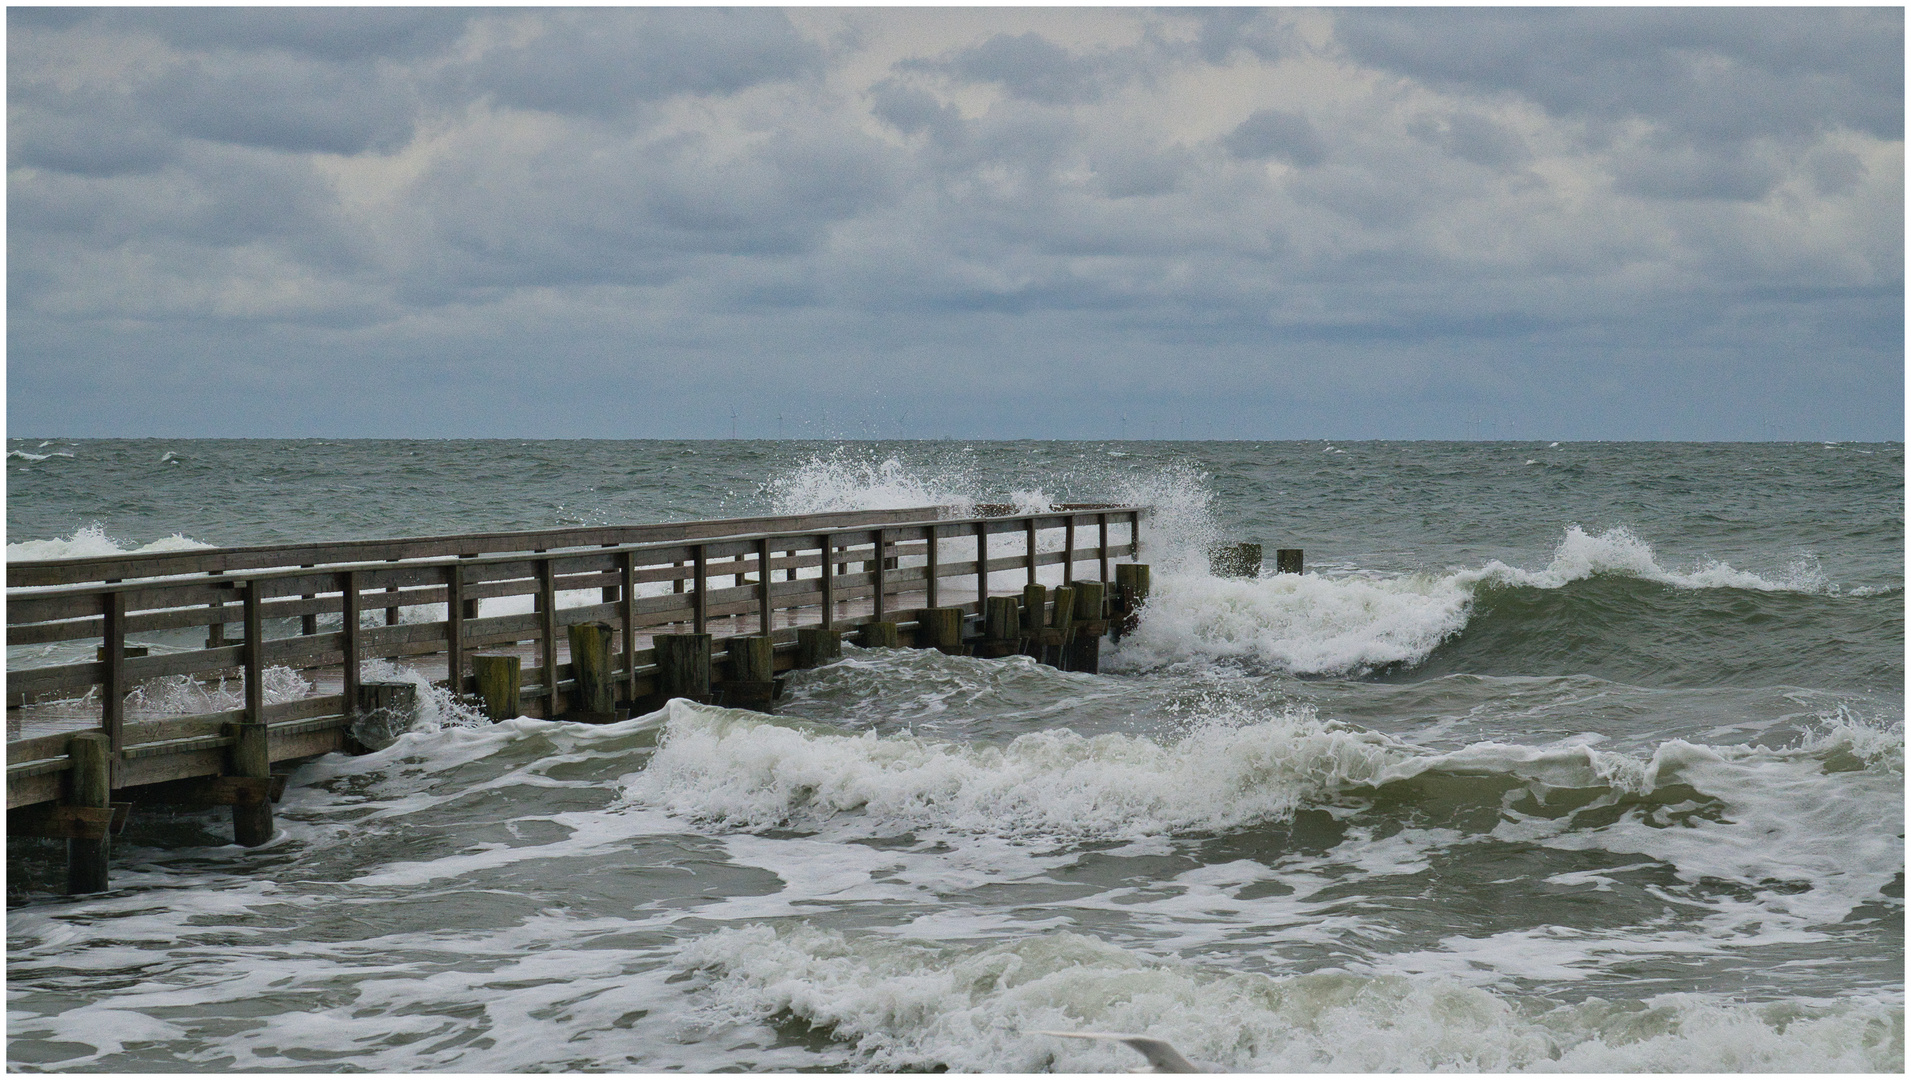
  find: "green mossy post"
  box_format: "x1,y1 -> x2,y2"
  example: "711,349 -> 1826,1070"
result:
656,633 -> 713,702
227,720 -> 273,847
351,680 -> 419,752
1067,581 -> 1107,673
721,635 -> 777,712
567,621 -> 617,720
1114,563 -> 1151,641
1276,549 -> 1303,574
977,596 -> 1022,658
796,627 -> 842,668
64,732 -> 112,895
860,621 -> 899,648
1020,584 -> 1048,656
917,607 -> 967,654
1208,542 -> 1263,578
472,655 -> 521,721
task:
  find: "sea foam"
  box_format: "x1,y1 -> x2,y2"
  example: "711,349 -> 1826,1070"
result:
678,924 -> 1902,1072
6,523 -> 213,562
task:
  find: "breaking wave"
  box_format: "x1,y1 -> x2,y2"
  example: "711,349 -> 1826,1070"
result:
6,523 -> 213,562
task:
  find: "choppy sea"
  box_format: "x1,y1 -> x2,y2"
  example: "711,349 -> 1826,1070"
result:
5,438 -> 1904,1071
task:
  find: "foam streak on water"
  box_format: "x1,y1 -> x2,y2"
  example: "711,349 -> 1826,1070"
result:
6,440 -> 1903,1072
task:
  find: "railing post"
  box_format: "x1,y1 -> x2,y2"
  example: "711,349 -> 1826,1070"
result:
233,579 -> 272,846
445,563 -> 464,696
873,529 -> 888,622
758,536 -> 774,633
300,564 -> 318,636
621,551 -> 638,703
243,580 -> 265,725
1098,513 -> 1110,581
339,570 -> 361,714
1063,517 -> 1076,586
385,558 -> 402,626
101,591 -> 125,782
975,521 -> 988,605
692,545 -> 708,636
1026,517 -> 1038,585
537,558 -> 557,719
925,525 -> 940,609
207,569 -> 226,647
1132,510 -> 1142,558
818,535 -> 835,629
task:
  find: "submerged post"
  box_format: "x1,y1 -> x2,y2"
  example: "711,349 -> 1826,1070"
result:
979,596 -> 1021,658
1276,548 -> 1303,574
655,633 -> 712,703
796,627 -> 841,668
860,621 -> 899,648
472,655 -> 521,720
64,732 -> 111,895
1067,581 -> 1106,673
721,635 -> 776,712
567,621 -> 617,721
917,607 -> 967,655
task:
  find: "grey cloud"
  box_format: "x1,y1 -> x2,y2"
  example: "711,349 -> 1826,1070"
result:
464,8 -> 822,118
919,31 -> 1104,105
1610,142 -> 1783,202
1225,109 -> 1326,167
1406,111 -> 1530,169
1187,8 -> 1298,65
1806,148 -> 1866,197
1335,8 -> 1903,144
869,78 -> 965,144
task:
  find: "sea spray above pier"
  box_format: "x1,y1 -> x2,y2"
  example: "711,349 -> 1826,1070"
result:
7,439 -> 1903,1071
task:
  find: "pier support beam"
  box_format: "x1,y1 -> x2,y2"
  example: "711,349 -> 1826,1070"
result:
1020,584 -> 1047,657
226,720 -> 272,847
567,622 -> 618,722
352,680 -> 419,751
720,635 -> 776,713
1209,542 -> 1262,578
1067,581 -> 1106,673
978,596 -> 1022,658
859,621 -> 899,648
1276,549 -> 1303,574
472,656 -> 520,721
65,732 -> 112,895
1113,564 -> 1151,641
916,608 -> 968,655
796,628 -> 841,668
655,634 -> 712,703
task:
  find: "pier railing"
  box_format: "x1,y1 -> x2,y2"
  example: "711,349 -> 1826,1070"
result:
7,504 -> 1145,813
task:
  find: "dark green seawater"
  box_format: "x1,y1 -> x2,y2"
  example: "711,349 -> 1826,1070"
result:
6,439 -> 1904,1071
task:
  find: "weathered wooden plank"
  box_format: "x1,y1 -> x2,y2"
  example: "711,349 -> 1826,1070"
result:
6,507 -> 957,588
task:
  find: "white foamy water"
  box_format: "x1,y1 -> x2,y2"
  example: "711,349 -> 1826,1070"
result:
1112,524 -> 1856,676
5,523 -> 213,562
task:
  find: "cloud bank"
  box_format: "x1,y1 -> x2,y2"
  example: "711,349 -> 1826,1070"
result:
8,8 -> 1902,439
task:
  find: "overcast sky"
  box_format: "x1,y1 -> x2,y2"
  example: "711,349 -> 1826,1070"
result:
7,7 -> 1903,440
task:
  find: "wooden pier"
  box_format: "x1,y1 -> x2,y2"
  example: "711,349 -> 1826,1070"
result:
7,504 -> 1150,892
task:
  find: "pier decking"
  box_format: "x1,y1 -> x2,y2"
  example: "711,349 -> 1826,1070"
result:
7,503 -> 1147,891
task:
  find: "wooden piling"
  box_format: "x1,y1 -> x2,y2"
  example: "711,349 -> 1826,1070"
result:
1276,548 -> 1303,574
860,621 -> 899,648
1021,583 -> 1048,655
655,633 -> 712,702
1114,563 -> 1151,640
64,732 -> 111,894
796,627 -> 841,668
472,655 -> 521,721
1209,542 -> 1262,578
567,621 -> 617,720
227,720 -> 272,847
721,635 -> 776,712
917,607 -> 967,654
977,595 -> 1022,658
1066,581 -> 1106,673
352,680 -> 419,751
